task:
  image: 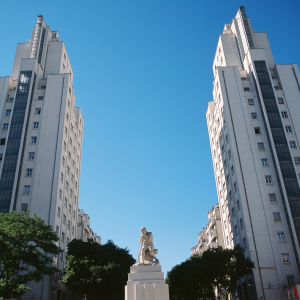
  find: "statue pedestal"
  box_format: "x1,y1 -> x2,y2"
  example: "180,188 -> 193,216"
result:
125,265 -> 169,300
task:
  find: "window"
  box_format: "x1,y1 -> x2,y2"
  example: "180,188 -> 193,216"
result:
224,159 -> 227,169
278,232 -> 285,242
65,127 -> 68,135
74,196 -> 77,204
31,137 -> 37,144
61,232 -> 65,242
59,189 -> 62,199
56,226 -> 59,235
287,276 -> 295,286
64,141 -> 66,151
2,123 -> 8,130
69,204 -> 71,213
228,150 -> 231,159
26,169 -> 33,177
60,172 -> 64,182
29,152 -> 35,160
33,122 -> 39,129
73,210 -> 75,219
274,85 -> 279,90
278,97 -> 284,104
68,152 -> 71,159
234,182 -> 237,192
21,203 -> 28,211
229,190 -> 232,199
63,214 -> 66,224
60,250 -> 64,261
24,186 -> 30,194
282,254 -> 290,263
226,174 -> 230,184
244,87 -> 250,91
294,157 -> 300,164
248,99 -> 254,105
62,157 -> 65,166
72,226 -> 75,235
237,199 -> 240,209
254,127 -> 261,134
5,109 -> 11,116
290,141 -> 297,148
68,221 -> 70,230
38,96 -> 44,100
240,218 -> 243,228
66,113 -> 69,121
72,160 -> 75,168
234,224 -> 238,235
0,138 -> 6,145
231,166 -> 234,175
41,86 -> 46,90
265,176 -> 272,184
273,212 -> 281,221
57,207 -> 61,217
70,188 -> 73,197
261,159 -> 268,166
269,193 -> 276,202
67,237 -> 70,245
242,237 -> 247,248
35,108 -> 41,115
75,182 -> 77,189
64,197 -> 67,207
226,135 -> 229,144
251,113 -> 257,119
281,111 -> 288,118
66,181 -> 69,190
67,166 -> 70,175
258,142 -> 265,150
232,207 -> 235,216
69,137 -> 72,144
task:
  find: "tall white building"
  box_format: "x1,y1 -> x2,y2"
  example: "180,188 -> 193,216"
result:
206,7 -> 300,300
0,15 -> 83,300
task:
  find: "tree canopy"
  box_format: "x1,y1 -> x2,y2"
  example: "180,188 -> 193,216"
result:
0,210 -> 61,300
62,239 -> 136,300
166,245 -> 254,300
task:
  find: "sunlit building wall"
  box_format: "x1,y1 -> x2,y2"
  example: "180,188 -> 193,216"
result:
206,6 -> 300,300
0,15 -> 84,300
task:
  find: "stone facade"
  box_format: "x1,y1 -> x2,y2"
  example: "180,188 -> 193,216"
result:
206,6 -> 300,300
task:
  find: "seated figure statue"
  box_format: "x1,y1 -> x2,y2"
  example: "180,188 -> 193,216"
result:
137,227 -> 159,265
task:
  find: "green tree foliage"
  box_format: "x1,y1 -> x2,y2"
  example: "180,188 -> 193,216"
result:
0,211 -> 61,300
62,239 -> 136,300
166,245 -> 254,300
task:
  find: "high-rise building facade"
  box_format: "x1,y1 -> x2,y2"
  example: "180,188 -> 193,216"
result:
206,7 -> 300,300
0,15 -> 83,299
191,204 -> 224,256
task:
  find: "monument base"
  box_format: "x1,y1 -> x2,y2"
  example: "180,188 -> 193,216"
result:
125,265 -> 169,300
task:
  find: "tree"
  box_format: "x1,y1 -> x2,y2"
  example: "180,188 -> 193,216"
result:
0,210 -> 61,300
166,245 -> 254,300
62,239 -> 136,300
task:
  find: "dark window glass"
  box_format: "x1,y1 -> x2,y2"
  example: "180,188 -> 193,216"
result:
254,61 -> 300,270
0,71 -> 33,213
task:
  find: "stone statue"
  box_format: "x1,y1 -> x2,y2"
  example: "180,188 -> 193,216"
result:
137,227 -> 159,265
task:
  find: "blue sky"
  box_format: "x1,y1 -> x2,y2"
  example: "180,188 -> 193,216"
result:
1,0 -> 300,275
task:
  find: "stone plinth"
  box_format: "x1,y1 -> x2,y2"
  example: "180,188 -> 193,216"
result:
125,265 -> 169,300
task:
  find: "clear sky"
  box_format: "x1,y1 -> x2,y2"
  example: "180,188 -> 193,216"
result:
1,0 -> 300,275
